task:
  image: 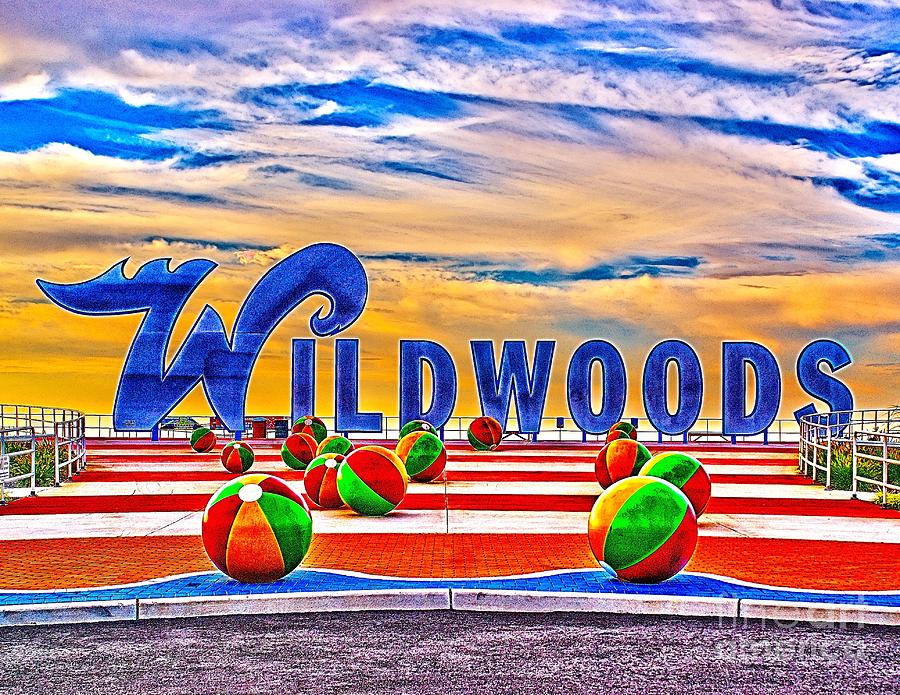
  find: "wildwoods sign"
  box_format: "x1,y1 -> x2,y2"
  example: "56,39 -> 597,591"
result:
37,244 -> 853,434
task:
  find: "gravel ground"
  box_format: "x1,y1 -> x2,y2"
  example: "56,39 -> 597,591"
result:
0,611 -> 897,694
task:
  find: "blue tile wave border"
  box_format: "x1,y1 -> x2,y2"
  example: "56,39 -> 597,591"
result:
2,569 -> 899,608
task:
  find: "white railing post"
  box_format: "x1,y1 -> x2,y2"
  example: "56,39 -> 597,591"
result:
29,427 -> 36,495
883,435 -> 889,506
53,422 -> 60,487
801,422 -> 806,474
825,421 -> 832,490
851,434 -> 858,500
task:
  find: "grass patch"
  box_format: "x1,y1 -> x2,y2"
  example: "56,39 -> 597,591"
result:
3,439 -> 70,488
875,492 -> 900,511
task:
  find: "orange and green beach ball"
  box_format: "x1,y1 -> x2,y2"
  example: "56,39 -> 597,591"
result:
201,473 -> 313,583
292,415 -> 327,444
588,477 -> 698,584
304,453 -> 345,509
317,435 -> 354,457
467,416 -> 503,451
190,427 -> 217,453
595,438 -> 652,489
640,452 -> 712,516
337,445 -> 408,516
396,431 -> 447,482
281,432 -> 318,470
399,419 -> 437,439
221,441 -> 254,474
609,421 -> 638,440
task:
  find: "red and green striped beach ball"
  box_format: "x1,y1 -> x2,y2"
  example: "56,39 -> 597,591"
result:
467,416 -> 503,451
588,477 -> 698,584
399,419 -> 437,439
201,474 -> 313,583
609,421 -> 638,440
317,435 -> 354,457
336,445 -> 408,516
639,452 -> 712,516
595,438 -> 652,489
304,453 -> 346,509
396,431 -> 447,482
190,427 -> 217,453
605,428 -> 632,444
292,415 -> 328,444
281,432 -> 318,471
221,441 -> 254,474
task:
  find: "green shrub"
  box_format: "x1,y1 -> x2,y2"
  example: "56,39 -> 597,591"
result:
3,439 -> 71,488
875,492 -> 900,511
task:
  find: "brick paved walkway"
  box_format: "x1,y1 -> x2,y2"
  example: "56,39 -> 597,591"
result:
3,534 -> 899,592
2,440 -> 898,594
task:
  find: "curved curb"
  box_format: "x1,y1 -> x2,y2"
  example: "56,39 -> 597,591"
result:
451,590 -> 738,617
740,599 -> 900,627
0,600 -> 136,627
3,590 -> 899,627
137,589 -> 451,620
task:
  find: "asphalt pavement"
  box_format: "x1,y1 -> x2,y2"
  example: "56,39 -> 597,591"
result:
1,611 -> 896,694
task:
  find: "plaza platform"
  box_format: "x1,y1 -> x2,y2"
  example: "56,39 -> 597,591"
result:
2,440 -> 899,626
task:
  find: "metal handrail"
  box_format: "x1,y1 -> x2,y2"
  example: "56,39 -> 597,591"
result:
799,407 -> 900,501
0,404 -> 87,502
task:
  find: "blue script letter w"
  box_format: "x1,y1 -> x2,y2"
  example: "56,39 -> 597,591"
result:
37,243 -> 368,431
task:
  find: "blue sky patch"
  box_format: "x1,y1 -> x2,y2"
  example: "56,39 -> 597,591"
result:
381,160 -> 470,183
244,79 -> 462,129
301,80 -> 461,127
691,116 -> 900,159
0,90 -> 225,160
297,172 -> 356,191
82,184 -> 253,209
869,233 -> 900,249
362,252 -> 701,284
175,152 -> 245,168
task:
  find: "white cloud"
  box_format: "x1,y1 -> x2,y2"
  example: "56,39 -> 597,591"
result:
0,71 -> 53,100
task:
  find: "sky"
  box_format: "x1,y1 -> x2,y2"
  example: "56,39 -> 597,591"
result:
0,0 -> 898,424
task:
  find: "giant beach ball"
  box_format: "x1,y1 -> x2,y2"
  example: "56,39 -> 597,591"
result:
399,419 -> 437,439
190,427 -> 217,453
281,432 -> 318,471
221,441 -> 254,474
201,474 -> 313,583
336,446 -> 408,516
640,452 -> 712,516
317,435 -> 354,457
292,415 -> 327,444
605,429 -> 632,445
304,453 -> 345,509
588,477 -> 698,584
467,416 -> 503,451
396,431 -> 447,482
609,421 -> 638,440
595,438 -> 652,489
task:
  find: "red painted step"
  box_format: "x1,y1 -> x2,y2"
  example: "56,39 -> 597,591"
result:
86,438 -> 798,454
71,469 -> 806,486
0,494 -> 213,515
704,497 -> 900,518
446,471 -> 808,485
707,474 -> 809,485
74,470 -> 307,483
86,454 -> 797,468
